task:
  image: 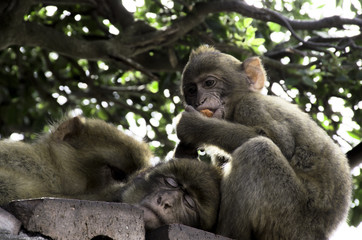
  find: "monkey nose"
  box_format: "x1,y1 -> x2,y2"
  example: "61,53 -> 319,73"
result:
157,196 -> 173,209
163,202 -> 172,209
197,98 -> 206,106
157,193 -> 176,209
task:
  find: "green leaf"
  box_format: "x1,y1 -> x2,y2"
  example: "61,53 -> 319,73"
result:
235,21 -> 243,30
148,81 -> 159,93
246,26 -> 256,38
251,38 -> 265,46
309,65 -> 317,70
97,110 -> 108,120
38,8 -> 46,17
267,22 -> 281,32
302,76 -> 316,88
243,18 -> 253,28
348,130 -> 362,140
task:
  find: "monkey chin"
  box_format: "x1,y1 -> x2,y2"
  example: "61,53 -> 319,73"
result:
136,204 -> 164,230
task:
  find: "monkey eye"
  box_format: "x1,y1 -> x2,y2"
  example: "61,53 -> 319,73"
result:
204,78 -> 216,88
164,177 -> 178,188
184,194 -> 196,210
185,84 -> 197,95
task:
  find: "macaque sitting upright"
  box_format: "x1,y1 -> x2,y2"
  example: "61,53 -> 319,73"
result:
175,45 -> 351,240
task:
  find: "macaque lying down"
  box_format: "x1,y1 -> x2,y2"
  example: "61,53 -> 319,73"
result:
0,116 -> 221,231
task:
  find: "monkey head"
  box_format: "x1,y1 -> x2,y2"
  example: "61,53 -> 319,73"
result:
181,45 -> 266,119
119,159 -> 221,231
49,116 -> 152,183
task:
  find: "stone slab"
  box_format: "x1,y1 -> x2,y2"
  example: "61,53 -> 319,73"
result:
7,198 -> 145,240
0,232 -> 48,240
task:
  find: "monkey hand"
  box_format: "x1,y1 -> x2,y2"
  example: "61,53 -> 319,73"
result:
185,105 -> 199,113
175,109 -> 206,145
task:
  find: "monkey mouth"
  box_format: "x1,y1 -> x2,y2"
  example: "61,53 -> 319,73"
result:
136,204 -> 167,230
198,107 -> 224,119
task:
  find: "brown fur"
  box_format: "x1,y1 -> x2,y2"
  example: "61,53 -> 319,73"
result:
114,158 -> 222,231
176,45 -> 352,240
0,116 -> 152,205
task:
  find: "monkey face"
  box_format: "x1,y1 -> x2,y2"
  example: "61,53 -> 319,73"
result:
181,48 -> 243,120
181,46 -> 266,121
136,176 -> 199,230
183,75 -> 226,119
120,159 -> 221,231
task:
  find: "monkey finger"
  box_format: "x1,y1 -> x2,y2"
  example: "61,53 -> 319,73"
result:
212,107 -> 225,119
185,105 -> 198,113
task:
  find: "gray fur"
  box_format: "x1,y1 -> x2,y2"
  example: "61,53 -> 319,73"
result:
176,45 -> 352,240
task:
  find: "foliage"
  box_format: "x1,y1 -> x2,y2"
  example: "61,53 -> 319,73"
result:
0,0 -> 361,226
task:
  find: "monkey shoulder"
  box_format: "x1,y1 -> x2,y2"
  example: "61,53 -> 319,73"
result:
231,94 -> 296,127
256,95 -> 322,132
232,94 -> 343,159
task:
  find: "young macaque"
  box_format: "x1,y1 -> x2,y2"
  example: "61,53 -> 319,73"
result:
0,116 -> 152,205
175,45 -> 352,240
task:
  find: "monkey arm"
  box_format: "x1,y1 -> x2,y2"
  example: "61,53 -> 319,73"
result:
174,142 -> 199,159
177,105 -> 296,159
176,111 -> 261,154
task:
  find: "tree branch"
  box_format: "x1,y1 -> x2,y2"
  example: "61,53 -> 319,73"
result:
94,0 -> 134,30
36,0 -> 97,6
192,1 -> 362,50
127,0 -> 362,53
0,21 -> 112,58
1,0 -> 360,80
199,0 -> 362,29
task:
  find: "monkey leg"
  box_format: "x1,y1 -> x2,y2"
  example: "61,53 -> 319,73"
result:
216,136 -> 319,240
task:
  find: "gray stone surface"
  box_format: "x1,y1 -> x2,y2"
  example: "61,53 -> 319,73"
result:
146,224 -> 233,240
0,231 -> 48,240
0,207 -> 21,235
8,198 -> 145,240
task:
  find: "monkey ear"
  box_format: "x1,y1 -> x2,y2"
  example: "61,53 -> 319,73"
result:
243,57 -> 266,92
53,116 -> 85,141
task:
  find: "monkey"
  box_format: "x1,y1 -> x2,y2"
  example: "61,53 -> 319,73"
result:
103,158 -> 222,231
0,116 -> 222,232
175,45 -> 352,240
0,116 -> 152,205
